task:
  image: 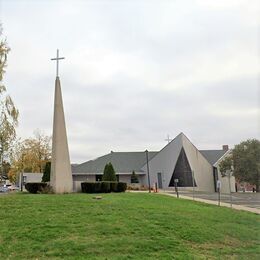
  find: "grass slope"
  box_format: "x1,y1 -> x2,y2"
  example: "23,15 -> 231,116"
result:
0,193 -> 259,259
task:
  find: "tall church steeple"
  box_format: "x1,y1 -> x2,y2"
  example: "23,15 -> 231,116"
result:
50,50 -> 73,193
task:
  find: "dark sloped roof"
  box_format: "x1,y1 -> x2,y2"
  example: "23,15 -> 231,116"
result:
73,146 -> 227,174
199,150 -> 227,165
73,151 -> 158,174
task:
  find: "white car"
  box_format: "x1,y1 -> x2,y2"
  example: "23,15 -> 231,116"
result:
7,185 -> 19,191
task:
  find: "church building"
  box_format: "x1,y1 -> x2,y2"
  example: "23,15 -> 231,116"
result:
72,133 -> 236,193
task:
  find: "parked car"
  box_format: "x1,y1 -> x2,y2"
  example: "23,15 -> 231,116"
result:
7,185 -> 19,191
0,185 -> 19,192
0,186 -> 9,193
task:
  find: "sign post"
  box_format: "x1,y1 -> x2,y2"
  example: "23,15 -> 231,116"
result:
217,180 -> 221,206
174,179 -> 179,198
192,170 -> 195,200
228,171 -> 233,208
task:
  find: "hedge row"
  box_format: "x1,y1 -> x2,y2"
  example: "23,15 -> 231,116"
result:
25,182 -> 47,194
25,181 -> 127,194
81,182 -> 127,193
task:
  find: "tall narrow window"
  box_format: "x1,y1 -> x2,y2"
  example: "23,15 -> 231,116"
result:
169,148 -> 196,187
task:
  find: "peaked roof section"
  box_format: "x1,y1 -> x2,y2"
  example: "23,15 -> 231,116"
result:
73,132 -> 228,174
73,151 -> 158,174
143,132 -> 227,167
140,132 -> 184,171
199,150 -> 227,165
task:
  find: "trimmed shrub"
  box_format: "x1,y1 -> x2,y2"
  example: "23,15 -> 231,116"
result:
81,181 -> 126,193
81,182 -> 102,193
110,182 -> 118,192
93,182 -> 102,193
101,182 -> 111,193
39,185 -> 54,194
81,182 -> 88,193
25,182 -> 47,194
116,182 -> 127,192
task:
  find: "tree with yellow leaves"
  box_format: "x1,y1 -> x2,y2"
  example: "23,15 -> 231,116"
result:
10,130 -> 51,176
0,24 -> 19,181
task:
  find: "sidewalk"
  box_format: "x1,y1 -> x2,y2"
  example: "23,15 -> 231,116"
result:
158,191 -> 260,215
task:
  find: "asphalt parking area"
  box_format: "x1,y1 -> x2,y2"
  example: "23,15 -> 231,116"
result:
167,191 -> 260,209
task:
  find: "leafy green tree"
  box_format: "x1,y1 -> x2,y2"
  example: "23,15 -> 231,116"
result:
219,139 -> 260,192
42,161 -> 51,182
131,170 -> 139,183
102,162 -> 117,181
219,156 -> 233,177
0,24 -> 19,181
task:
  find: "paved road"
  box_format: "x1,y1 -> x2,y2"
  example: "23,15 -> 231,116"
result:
166,191 -> 260,209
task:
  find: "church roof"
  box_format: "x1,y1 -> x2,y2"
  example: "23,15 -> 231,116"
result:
72,151 -> 158,174
199,150 -> 227,165
72,133 -> 228,174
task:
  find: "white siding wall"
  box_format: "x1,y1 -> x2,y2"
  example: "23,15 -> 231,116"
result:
73,175 -> 95,192
138,175 -> 146,186
219,175 -> 236,193
214,151 -> 236,193
118,175 -> 131,183
23,173 -> 43,183
215,168 -> 236,193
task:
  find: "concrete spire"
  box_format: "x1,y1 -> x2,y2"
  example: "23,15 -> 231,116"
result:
50,76 -> 73,193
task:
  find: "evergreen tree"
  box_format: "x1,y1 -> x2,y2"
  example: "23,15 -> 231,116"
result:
102,162 -> 117,181
42,161 -> 51,182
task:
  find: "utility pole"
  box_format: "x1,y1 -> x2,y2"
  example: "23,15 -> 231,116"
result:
145,150 -> 151,193
192,170 -> 195,200
20,153 -> 25,192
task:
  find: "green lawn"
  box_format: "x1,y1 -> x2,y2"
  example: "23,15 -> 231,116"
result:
0,193 -> 259,259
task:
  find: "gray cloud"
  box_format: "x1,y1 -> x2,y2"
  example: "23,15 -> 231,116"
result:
1,0 -> 259,162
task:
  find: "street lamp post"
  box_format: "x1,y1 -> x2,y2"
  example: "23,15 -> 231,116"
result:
145,150 -> 151,193
20,153 -> 25,192
228,169 -> 233,208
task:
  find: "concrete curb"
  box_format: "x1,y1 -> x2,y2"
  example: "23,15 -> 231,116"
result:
158,192 -> 260,214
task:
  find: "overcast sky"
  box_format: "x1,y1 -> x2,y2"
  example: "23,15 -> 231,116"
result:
1,0 -> 259,163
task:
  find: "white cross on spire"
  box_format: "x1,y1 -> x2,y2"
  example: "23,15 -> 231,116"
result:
51,49 -> 65,77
